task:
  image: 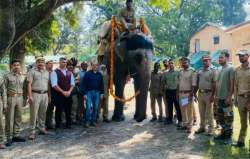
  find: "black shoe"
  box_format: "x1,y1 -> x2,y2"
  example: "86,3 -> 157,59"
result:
90,122 -> 97,127
164,120 -> 173,125
103,119 -> 110,123
12,136 -> 26,142
5,140 -> 12,147
177,126 -> 187,130
46,125 -> 54,130
231,141 -> 245,147
112,116 -> 125,122
65,125 -> 71,129
72,121 -> 77,125
158,117 -> 163,122
214,134 -> 226,141
84,123 -> 90,128
150,117 -> 157,122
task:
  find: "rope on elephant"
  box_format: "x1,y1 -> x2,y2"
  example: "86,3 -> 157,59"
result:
109,16 -> 140,103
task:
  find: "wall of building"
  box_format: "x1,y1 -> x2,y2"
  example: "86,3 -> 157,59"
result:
228,25 -> 250,66
189,26 -> 232,55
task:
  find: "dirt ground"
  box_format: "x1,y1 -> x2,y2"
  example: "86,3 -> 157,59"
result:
0,83 -> 211,159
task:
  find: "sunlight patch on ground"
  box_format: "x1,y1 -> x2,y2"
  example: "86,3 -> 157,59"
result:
118,131 -> 154,148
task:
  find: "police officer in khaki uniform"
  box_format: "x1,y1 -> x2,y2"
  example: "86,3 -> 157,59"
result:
119,0 -> 136,32
99,65 -> 110,123
178,57 -> 197,133
196,55 -> 216,135
27,57 -> 50,140
4,59 -> 26,146
149,62 -> 163,122
232,50 -> 250,147
0,76 -> 7,149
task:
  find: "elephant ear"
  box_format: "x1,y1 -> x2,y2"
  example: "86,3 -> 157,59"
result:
115,40 -> 127,62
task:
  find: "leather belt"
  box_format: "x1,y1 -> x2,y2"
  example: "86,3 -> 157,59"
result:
179,90 -> 192,94
238,94 -> 250,98
7,92 -> 23,97
199,89 -> 212,93
32,90 -> 48,94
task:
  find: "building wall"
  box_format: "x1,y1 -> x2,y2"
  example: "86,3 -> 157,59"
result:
189,26 -> 232,55
228,25 -> 250,66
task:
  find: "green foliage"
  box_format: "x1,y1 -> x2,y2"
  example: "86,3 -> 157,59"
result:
218,0 -> 246,26
146,0 -> 223,57
149,0 -> 182,11
25,3 -> 82,56
25,16 -> 60,55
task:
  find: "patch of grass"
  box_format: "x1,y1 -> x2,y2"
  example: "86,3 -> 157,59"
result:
205,107 -> 250,159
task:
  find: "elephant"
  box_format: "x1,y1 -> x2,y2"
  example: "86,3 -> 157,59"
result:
99,31 -> 154,122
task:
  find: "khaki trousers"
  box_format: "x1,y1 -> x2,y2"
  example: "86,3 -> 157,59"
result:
198,92 -> 214,132
5,96 -> 23,140
237,95 -> 250,142
45,102 -> 54,127
179,93 -> 193,128
0,100 -> 5,144
30,93 -> 48,134
150,93 -> 163,118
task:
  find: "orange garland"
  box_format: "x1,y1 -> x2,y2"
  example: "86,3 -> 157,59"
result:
109,16 -> 140,103
139,18 -> 151,36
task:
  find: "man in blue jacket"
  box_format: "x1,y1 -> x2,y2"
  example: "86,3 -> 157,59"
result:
83,60 -> 104,127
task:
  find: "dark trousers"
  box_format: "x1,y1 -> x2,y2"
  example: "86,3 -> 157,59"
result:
54,95 -> 72,128
166,89 -> 182,122
45,102 -> 55,127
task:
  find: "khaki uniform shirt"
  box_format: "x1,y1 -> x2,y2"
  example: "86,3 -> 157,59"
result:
149,71 -> 162,95
4,72 -> 25,94
198,67 -> 217,90
179,67 -> 197,91
163,69 -> 180,90
119,7 -> 135,23
0,76 -> 7,108
27,68 -> 49,91
234,64 -> 250,96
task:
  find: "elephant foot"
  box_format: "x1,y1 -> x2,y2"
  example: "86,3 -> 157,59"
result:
134,116 -> 147,122
112,115 -> 125,122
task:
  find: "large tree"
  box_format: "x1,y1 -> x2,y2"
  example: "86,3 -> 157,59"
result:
0,0 -> 182,60
218,0 -> 247,26
0,0 -> 95,60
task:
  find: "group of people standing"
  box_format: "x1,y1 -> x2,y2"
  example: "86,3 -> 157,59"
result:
0,49 -> 249,149
0,57 -> 108,149
149,50 -> 250,148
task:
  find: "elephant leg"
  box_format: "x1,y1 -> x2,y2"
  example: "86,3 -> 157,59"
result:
112,75 -> 126,121
133,73 -> 150,122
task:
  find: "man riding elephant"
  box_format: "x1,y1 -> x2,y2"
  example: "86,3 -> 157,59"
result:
119,0 -> 136,32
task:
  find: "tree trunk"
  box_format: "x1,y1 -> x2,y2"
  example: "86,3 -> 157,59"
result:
0,0 -> 93,60
10,38 -> 26,72
0,0 -> 15,58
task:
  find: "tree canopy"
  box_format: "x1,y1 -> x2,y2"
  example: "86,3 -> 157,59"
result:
0,0 -> 247,61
